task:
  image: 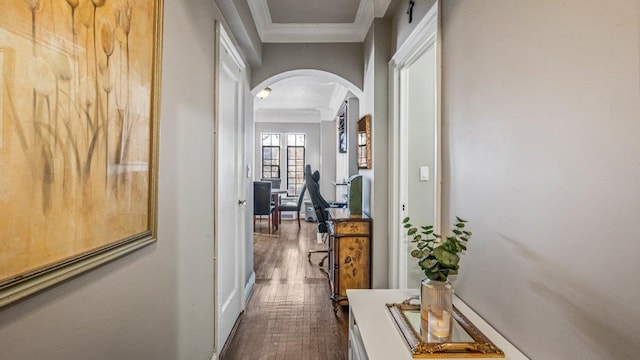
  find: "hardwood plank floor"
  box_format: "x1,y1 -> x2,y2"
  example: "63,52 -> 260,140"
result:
221,220 -> 349,360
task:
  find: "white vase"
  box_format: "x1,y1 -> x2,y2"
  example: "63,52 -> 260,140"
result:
420,278 -> 454,342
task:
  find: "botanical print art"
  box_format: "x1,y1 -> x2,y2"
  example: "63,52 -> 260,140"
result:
0,0 -> 158,283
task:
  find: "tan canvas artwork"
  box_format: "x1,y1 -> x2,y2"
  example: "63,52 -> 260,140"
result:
0,0 -> 160,284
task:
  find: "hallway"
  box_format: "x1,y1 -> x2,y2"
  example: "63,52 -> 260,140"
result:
221,220 -> 349,359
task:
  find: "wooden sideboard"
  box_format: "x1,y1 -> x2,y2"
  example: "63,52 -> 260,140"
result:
326,208 -> 372,308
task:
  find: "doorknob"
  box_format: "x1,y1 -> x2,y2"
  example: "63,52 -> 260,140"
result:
238,200 -> 247,206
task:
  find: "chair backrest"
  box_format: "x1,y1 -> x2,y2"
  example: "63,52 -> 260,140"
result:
261,178 -> 281,190
253,181 -> 272,216
296,184 -> 307,209
304,165 -> 329,232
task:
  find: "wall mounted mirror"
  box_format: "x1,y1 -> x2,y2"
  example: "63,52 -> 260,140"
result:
357,115 -> 372,169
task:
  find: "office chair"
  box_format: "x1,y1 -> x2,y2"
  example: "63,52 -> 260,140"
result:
304,165 -> 335,266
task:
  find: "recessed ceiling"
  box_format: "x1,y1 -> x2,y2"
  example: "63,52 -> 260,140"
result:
254,76 -> 349,123
247,0 -> 393,43
268,0 -> 360,24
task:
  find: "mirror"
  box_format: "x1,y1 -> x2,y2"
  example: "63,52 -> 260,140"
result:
357,115 -> 371,169
386,302 -> 505,358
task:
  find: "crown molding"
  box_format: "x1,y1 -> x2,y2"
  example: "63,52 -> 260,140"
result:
248,0 -> 374,43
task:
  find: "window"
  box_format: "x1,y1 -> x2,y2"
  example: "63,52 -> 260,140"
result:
286,134 -> 305,195
261,134 -> 280,179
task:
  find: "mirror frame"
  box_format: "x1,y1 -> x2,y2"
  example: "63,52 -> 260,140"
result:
357,115 -> 372,169
386,301 -> 505,358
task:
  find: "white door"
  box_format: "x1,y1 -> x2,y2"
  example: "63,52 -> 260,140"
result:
401,44 -> 438,288
215,25 -> 245,352
389,2 -> 441,289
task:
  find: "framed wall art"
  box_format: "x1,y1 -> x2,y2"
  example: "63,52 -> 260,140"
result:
357,114 -> 371,169
0,0 -> 164,307
338,101 -> 347,153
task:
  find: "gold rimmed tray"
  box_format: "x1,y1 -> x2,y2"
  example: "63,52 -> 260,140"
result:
386,298 -> 505,358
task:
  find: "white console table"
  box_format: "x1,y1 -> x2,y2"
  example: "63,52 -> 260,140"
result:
347,289 -> 528,360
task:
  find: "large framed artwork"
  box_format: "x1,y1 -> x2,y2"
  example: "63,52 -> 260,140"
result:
0,0 -> 163,307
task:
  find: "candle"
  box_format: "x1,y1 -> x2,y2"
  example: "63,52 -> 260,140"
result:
428,309 -> 451,339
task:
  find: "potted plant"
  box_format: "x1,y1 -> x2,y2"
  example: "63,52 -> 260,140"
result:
403,216 -> 472,341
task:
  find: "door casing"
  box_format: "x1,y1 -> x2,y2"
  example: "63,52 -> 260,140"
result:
388,1 -> 441,289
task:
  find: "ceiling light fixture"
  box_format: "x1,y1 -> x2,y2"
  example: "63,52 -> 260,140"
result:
256,87 -> 271,99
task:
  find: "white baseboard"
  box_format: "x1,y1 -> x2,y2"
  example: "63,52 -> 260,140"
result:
244,271 -> 256,304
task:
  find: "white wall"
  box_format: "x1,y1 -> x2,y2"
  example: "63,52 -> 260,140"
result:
254,122 -> 321,193
360,18 -> 391,289
320,120 -> 338,202
243,73 -> 255,291
394,0 -> 640,358
0,1 -> 247,358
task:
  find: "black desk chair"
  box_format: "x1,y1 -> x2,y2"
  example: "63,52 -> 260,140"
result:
253,181 -> 275,233
304,165 -> 339,266
278,184 -> 306,228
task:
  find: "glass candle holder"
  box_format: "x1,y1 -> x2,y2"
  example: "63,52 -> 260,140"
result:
420,278 -> 454,342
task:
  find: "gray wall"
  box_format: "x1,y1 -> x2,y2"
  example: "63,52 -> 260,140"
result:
0,0 -> 246,358
252,43 -> 364,90
391,0 -> 436,52
360,18 -> 391,289
215,0 -> 262,67
394,0 -> 640,358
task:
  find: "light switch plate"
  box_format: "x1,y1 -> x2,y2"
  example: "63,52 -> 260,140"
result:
420,166 -> 430,181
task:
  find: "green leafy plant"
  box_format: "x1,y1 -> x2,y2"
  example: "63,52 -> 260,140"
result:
403,216 -> 472,282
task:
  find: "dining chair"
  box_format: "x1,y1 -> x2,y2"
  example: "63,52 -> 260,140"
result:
254,181 -> 275,233
260,178 -> 281,190
278,184 -> 307,228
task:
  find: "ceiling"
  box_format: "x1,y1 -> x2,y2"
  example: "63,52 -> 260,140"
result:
254,76 -> 349,123
247,0 -> 394,123
248,0 -> 393,43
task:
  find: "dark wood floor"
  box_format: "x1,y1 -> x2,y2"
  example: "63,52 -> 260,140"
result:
221,219 -> 349,360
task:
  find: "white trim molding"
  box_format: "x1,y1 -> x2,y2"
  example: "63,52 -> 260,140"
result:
388,1 -> 441,289
244,271 -> 256,305
252,69 -> 363,99
247,0 -> 374,43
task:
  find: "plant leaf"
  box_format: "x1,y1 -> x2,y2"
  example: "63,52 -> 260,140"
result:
407,228 -> 417,235
403,217 -> 410,223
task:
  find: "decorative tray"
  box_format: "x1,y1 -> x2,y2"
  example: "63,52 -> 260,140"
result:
385,297 -> 505,358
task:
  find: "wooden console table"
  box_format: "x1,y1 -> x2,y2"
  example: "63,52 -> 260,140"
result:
347,289 -> 529,360
326,208 -> 372,308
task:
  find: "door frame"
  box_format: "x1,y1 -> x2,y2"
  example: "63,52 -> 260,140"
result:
213,22 -> 247,354
388,1 -> 441,289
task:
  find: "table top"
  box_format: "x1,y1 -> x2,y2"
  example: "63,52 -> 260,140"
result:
347,289 -> 528,360
271,188 -> 288,194
326,207 -> 370,220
